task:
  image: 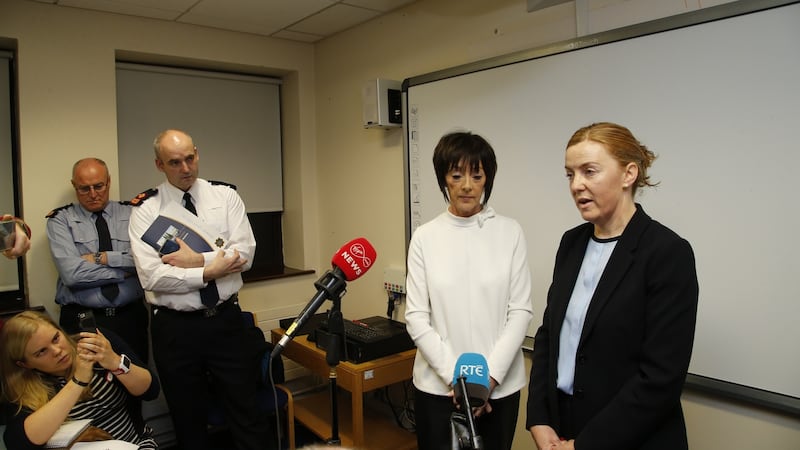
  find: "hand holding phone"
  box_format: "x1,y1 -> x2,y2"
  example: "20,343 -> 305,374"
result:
0,219 -> 15,252
1,216 -> 31,258
77,310 -> 98,333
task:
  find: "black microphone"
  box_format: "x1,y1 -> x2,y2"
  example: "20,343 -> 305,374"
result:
271,238 -> 376,358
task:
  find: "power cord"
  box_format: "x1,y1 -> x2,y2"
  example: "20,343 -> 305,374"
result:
387,291 -> 401,318
375,380 -> 416,432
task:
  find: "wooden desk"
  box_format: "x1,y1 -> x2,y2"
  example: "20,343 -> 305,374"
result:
271,328 -> 417,449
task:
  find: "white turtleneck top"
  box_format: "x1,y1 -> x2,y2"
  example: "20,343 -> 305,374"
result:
405,206 -> 533,398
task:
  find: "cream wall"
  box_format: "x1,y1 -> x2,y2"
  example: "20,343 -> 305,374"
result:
0,0 -> 324,324
312,0 -> 800,449
2,0 -> 799,448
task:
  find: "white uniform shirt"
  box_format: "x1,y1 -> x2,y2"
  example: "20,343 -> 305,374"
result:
128,178 -> 255,311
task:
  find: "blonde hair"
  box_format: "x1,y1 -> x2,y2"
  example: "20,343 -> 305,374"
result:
0,311 -> 82,413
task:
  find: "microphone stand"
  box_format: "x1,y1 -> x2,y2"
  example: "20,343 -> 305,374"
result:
457,376 -> 483,450
324,298 -> 344,445
272,268 -> 348,359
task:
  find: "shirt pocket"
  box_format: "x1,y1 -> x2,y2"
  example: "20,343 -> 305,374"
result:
69,218 -> 98,254
110,217 -> 131,246
203,205 -> 231,239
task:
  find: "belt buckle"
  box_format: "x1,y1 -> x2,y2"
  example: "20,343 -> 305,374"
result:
104,308 -> 116,317
203,306 -> 218,318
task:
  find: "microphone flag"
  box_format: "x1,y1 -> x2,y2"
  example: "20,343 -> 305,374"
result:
452,353 -> 490,407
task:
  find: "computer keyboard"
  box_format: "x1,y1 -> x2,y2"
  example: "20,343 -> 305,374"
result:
309,316 -> 416,363
311,317 -> 392,343
342,319 -> 392,343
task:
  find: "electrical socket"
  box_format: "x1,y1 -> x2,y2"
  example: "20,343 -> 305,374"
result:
383,266 -> 406,294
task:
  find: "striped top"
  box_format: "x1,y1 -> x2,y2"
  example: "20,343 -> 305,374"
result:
3,328 -> 159,450
63,371 -> 158,449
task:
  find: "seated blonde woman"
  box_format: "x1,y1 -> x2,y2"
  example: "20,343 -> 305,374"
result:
0,311 -> 159,449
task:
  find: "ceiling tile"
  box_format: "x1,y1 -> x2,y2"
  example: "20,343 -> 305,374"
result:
272,29 -> 325,43
24,0 -> 418,43
289,3 -> 380,36
180,0 -> 334,35
343,0 -> 416,13
57,0 -> 195,20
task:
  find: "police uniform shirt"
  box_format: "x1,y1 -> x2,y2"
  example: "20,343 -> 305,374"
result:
128,178 -> 256,311
46,201 -> 144,308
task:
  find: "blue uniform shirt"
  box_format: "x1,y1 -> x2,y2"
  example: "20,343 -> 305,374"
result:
46,201 -> 144,308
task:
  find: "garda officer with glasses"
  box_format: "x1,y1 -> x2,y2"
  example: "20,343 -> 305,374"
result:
45,157 -> 149,364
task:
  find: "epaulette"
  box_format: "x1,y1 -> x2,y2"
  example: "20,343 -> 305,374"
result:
118,200 -> 133,206
130,188 -> 158,207
209,180 -> 237,190
45,203 -> 74,219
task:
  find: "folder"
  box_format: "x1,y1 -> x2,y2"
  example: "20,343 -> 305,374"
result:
140,201 -> 216,255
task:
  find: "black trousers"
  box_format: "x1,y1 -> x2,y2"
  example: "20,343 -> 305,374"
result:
414,387 -> 520,450
151,300 -> 270,450
60,299 -> 150,363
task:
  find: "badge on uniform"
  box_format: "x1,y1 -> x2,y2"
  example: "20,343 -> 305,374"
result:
130,188 -> 158,206
215,238 -> 224,248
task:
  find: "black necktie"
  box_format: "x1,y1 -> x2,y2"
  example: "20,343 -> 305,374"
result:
183,193 -> 219,308
183,192 -> 197,215
94,212 -> 120,301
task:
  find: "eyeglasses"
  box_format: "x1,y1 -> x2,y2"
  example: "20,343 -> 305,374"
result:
75,182 -> 108,195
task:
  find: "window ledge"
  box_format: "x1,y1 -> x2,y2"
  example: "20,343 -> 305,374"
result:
243,266 -> 315,283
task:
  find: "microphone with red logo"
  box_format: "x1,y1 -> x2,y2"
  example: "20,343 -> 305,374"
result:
271,237 -> 377,358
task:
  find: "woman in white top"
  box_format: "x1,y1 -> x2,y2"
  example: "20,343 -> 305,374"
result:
405,131 -> 533,450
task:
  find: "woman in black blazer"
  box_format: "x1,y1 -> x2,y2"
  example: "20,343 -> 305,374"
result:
526,122 -> 699,450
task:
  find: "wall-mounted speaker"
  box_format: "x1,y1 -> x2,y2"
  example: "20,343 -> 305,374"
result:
362,78 -> 402,129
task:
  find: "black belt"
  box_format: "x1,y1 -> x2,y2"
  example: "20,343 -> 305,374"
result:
62,300 -> 142,317
154,294 -> 238,318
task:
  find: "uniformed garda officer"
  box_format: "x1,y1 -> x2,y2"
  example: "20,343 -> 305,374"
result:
46,157 -> 149,363
128,129 -> 269,450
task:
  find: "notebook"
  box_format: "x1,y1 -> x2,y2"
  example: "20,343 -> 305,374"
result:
45,418 -> 92,449
71,441 -> 138,450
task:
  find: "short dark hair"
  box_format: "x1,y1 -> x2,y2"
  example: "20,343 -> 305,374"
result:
432,131 -> 498,205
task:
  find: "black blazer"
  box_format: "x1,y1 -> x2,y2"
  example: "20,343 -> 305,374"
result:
527,205 -> 698,450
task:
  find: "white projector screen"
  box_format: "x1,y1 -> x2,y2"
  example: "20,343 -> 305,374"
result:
403,0 -> 800,412
116,63 -> 283,213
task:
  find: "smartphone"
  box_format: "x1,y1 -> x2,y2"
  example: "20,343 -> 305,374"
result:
77,310 -> 98,333
0,219 -> 15,252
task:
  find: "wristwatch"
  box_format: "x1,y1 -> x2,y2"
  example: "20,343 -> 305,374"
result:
94,251 -> 102,265
111,354 -> 131,376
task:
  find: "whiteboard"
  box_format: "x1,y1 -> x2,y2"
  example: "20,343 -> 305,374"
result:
403,0 -> 800,411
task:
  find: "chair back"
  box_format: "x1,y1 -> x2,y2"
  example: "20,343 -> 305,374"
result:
208,311 -> 287,424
